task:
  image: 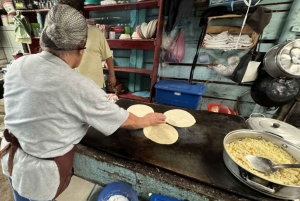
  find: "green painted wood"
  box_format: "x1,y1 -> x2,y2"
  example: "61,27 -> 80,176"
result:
259,0 -> 293,4
74,152 -> 212,201
113,50 -> 131,57
257,43 -> 276,53
262,12 -> 288,40
146,8 -> 159,22
279,0 -> 300,43
261,3 -> 291,11
134,173 -> 210,201
114,57 -> 130,67
200,82 -> 254,102
74,153 -> 137,185
191,12 -> 288,40
159,65 -> 235,83
147,8 -> 158,16
194,0 -> 292,14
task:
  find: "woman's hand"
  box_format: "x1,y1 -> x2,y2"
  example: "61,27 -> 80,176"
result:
107,93 -> 118,103
121,112 -> 166,129
108,75 -> 116,87
142,113 -> 166,127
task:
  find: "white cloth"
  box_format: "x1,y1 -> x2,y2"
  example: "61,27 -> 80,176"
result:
204,31 -> 253,50
1,51 -> 129,200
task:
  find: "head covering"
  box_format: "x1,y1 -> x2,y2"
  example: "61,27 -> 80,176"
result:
40,4 -> 87,50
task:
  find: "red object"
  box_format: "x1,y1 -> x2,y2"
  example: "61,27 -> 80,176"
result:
207,103 -> 236,115
111,26 -> 124,33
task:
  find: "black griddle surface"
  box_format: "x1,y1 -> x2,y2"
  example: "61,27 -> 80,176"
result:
81,99 -> 283,201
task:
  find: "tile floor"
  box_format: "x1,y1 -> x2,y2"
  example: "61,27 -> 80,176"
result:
56,176 -> 99,201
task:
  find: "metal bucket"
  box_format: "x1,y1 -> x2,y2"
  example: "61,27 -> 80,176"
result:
223,129 -> 300,199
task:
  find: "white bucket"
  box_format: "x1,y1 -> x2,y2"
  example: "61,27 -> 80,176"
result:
1,15 -> 8,26
2,0 -> 16,14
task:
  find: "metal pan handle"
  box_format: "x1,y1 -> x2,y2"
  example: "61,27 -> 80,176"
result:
249,113 -> 266,118
241,170 -> 276,194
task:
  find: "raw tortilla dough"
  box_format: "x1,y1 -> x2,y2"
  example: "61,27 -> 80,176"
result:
164,109 -> 196,127
143,124 -> 178,145
127,104 -> 154,117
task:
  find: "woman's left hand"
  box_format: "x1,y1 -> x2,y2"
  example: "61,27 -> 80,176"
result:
107,93 -> 119,103
108,76 -> 116,87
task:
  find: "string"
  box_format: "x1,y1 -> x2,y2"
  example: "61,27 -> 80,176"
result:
234,0 -> 252,49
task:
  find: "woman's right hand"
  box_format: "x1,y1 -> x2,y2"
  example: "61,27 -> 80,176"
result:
121,112 -> 166,130
142,113 -> 166,127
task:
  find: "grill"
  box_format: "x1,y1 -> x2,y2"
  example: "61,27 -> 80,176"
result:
81,99 -> 281,201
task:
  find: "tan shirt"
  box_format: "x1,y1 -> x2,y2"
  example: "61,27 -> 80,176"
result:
76,26 -> 112,88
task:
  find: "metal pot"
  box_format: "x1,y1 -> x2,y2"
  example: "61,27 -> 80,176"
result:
264,40 -> 300,79
223,129 -> 300,199
250,71 -> 300,107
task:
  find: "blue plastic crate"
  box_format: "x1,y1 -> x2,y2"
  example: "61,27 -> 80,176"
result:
155,79 -> 205,109
149,193 -> 183,201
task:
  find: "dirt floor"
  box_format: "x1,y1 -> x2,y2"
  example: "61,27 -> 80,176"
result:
0,164 -> 14,201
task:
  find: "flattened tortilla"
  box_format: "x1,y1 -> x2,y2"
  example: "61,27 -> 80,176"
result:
143,124 -> 178,145
164,109 -> 196,127
127,104 -> 154,117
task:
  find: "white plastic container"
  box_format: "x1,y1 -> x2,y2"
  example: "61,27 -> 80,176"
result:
2,0 -> 16,14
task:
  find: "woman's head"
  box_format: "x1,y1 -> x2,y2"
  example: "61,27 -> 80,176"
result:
40,4 -> 87,67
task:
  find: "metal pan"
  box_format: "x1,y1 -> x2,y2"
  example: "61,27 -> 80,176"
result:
223,129 -> 300,199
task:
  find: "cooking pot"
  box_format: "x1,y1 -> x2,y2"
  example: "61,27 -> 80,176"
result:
264,40 -> 300,79
223,129 -> 300,199
251,71 -> 300,107
246,117 -> 300,146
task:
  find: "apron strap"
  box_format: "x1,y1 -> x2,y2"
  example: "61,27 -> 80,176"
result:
2,129 -> 76,200
3,129 -> 21,176
0,143 -> 11,158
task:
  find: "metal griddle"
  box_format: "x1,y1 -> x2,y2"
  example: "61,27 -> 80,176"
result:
80,99 -> 282,201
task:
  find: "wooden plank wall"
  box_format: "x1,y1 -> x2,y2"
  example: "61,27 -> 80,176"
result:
90,0 -> 294,118
158,0 -> 293,118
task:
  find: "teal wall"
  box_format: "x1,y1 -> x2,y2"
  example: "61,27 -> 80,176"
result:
0,0 -> 298,118
90,0 -> 298,118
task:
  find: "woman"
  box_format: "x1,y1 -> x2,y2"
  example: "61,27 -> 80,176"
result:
57,0 -> 117,89
0,4 -> 165,201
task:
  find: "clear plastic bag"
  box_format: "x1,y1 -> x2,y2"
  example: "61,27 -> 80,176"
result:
164,29 -> 185,63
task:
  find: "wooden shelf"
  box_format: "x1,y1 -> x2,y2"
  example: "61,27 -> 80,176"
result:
84,0 -> 159,12
104,66 -> 152,74
17,9 -> 50,13
119,92 -> 150,102
107,39 -> 155,50
30,37 -> 156,50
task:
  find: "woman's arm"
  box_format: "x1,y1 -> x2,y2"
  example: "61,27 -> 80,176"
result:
120,112 -> 166,130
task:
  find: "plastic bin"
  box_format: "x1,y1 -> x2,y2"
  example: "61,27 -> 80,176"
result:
97,182 -> 138,201
149,193 -> 183,201
155,79 -> 205,109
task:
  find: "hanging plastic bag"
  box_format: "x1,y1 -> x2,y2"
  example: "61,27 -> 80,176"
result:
230,50 -> 261,83
164,29 -> 185,63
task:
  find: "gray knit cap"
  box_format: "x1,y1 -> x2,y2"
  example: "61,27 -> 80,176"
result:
40,4 -> 87,50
